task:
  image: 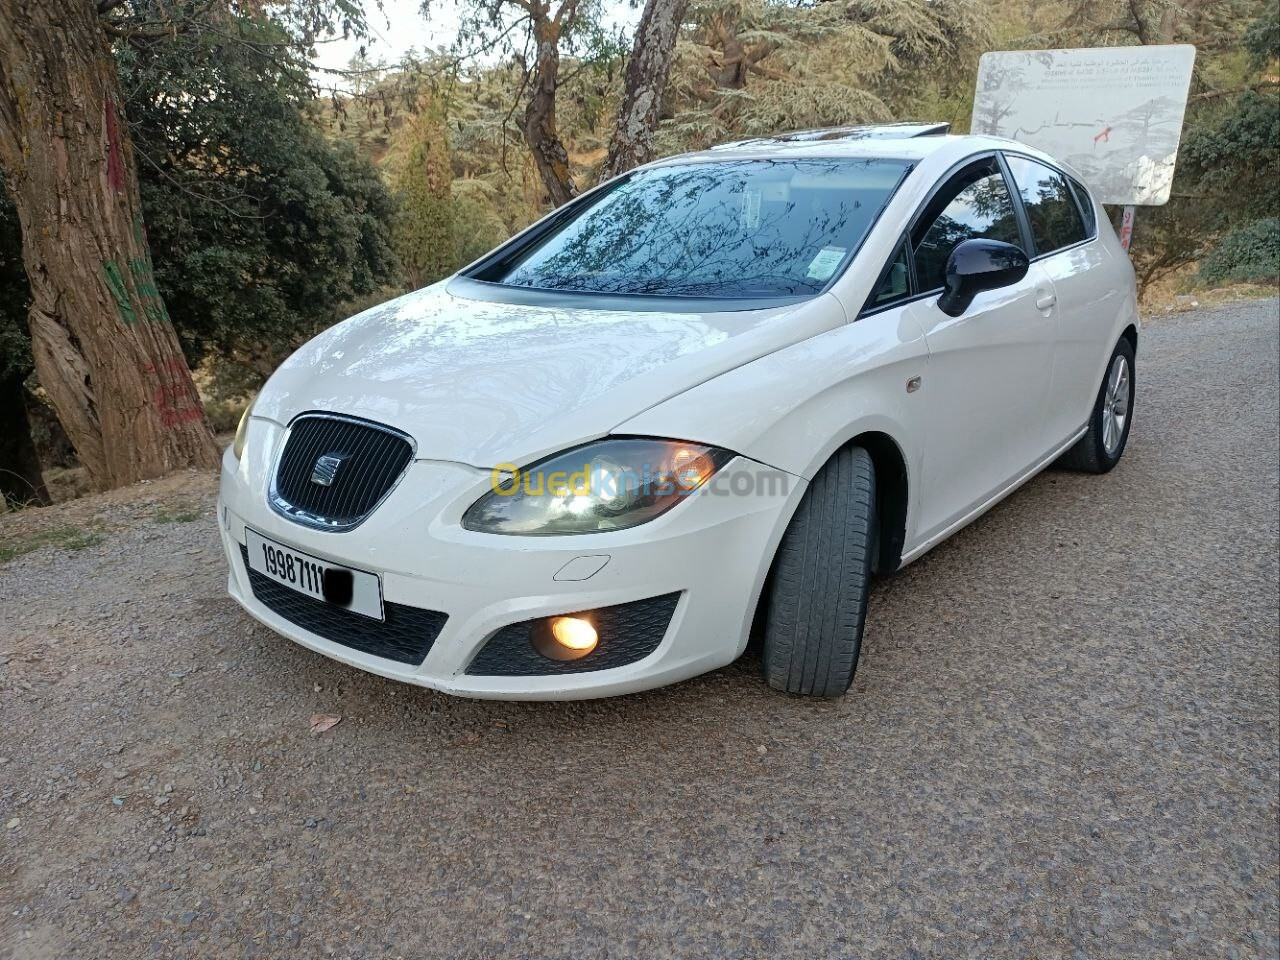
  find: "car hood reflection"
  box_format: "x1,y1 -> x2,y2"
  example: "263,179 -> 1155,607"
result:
253,282 -> 845,466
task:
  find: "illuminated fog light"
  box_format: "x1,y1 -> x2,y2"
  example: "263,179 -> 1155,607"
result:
533,615 -> 599,661
551,616 -> 597,651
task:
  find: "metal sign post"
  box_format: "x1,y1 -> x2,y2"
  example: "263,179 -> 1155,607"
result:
1119,205 -> 1136,252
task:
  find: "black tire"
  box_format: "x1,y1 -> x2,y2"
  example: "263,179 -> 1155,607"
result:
762,445 -> 877,697
1058,336 -> 1136,474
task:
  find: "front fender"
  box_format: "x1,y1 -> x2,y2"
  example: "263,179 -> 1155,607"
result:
616,306 -> 929,541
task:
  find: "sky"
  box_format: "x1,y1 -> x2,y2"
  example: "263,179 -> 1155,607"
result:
312,0 -> 642,79
311,0 -> 464,76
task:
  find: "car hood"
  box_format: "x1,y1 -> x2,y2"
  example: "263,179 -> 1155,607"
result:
254,282 -> 845,467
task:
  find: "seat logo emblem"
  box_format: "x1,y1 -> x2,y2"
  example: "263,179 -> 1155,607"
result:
310,453 -> 347,487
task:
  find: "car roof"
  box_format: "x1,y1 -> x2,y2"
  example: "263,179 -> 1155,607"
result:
648,126 -> 1061,172
709,122 -> 953,149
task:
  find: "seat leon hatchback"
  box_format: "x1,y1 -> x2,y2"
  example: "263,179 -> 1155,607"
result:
219,126 -> 1139,699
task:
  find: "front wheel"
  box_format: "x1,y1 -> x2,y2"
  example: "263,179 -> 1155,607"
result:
1059,336 -> 1135,474
761,445 -> 877,697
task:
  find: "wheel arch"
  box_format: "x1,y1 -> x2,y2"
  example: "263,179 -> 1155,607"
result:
1121,323 -> 1138,353
852,431 -> 909,573
781,426 -> 913,574
746,428 -> 910,655
762,428 -> 910,586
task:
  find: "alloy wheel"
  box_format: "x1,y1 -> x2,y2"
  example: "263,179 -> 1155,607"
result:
1102,353 -> 1131,455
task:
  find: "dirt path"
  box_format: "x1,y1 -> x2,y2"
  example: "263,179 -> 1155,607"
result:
2,299 -> 1277,959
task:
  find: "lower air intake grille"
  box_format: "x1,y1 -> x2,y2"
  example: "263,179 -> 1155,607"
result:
241,546 -> 446,666
466,593 -> 680,676
271,413 -> 413,530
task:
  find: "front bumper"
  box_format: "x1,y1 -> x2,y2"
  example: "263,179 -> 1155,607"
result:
218,422 -> 804,700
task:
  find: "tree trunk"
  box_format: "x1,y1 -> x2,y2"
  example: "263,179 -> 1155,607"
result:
0,372 -> 50,508
522,17 -> 579,207
1127,0 -> 1188,45
710,11 -> 750,90
1156,2 -> 1180,43
603,0 -> 690,180
0,0 -> 219,490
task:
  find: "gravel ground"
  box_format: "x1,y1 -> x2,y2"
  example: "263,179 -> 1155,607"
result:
2,299 -> 1277,960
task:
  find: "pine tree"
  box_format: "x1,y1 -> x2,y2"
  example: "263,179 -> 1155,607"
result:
395,97 -> 458,288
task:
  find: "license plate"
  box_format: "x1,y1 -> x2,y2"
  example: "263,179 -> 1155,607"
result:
245,528 -> 384,621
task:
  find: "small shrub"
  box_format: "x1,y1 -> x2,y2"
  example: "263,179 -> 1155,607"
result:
203,397 -> 250,434
1199,219 -> 1280,286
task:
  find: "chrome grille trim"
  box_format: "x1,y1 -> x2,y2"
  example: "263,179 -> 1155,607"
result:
268,412 -> 416,532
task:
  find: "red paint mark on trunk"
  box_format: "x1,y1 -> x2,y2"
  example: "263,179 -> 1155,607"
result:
105,99 -> 125,192
143,358 -> 204,429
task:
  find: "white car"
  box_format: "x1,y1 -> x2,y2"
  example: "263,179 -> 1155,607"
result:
218,125 -> 1138,700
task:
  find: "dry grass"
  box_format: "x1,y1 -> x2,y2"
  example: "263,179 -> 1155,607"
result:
1140,263 -> 1277,316
0,524 -> 104,564
0,469 -> 217,564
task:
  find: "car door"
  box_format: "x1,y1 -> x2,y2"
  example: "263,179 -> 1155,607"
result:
865,155 -> 1057,547
1003,154 -> 1119,443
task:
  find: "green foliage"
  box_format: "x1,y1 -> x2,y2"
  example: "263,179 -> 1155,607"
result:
661,0 -> 992,152
1029,0 -> 1277,292
1199,219 -> 1280,285
1245,0 -> 1280,65
202,396 -> 252,433
451,179 -> 513,267
1155,2 -> 1280,290
1181,92 -> 1280,222
5,0 -> 1278,438
393,99 -> 457,287
335,0 -> 1277,299
431,0 -> 627,78
118,15 -> 401,379
1,12 -> 406,459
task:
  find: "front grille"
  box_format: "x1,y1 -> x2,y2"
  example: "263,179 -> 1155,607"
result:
466,593 -> 680,676
241,546 -> 446,666
271,413 -> 413,530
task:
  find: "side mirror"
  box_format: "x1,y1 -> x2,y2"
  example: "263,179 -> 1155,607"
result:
937,238 -> 1030,317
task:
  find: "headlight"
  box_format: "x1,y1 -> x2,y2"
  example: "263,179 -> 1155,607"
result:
462,438 -> 734,536
232,402 -> 253,460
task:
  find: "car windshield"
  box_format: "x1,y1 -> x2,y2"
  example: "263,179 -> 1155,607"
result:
480,158 -> 911,299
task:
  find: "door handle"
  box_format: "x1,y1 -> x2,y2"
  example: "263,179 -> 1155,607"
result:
1036,291 -> 1057,310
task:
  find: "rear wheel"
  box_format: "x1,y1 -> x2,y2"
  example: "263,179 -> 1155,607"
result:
1059,337 -> 1135,473
762,445 -> 877,697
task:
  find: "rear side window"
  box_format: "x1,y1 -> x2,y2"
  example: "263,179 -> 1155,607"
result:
1068,176 -> 1098,236
1005,156 -> 1088,255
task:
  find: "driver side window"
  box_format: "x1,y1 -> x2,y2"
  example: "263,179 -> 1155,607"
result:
912,163 -> 1022,293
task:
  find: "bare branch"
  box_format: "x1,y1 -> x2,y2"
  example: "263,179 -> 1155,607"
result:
131,145 -> 269,220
